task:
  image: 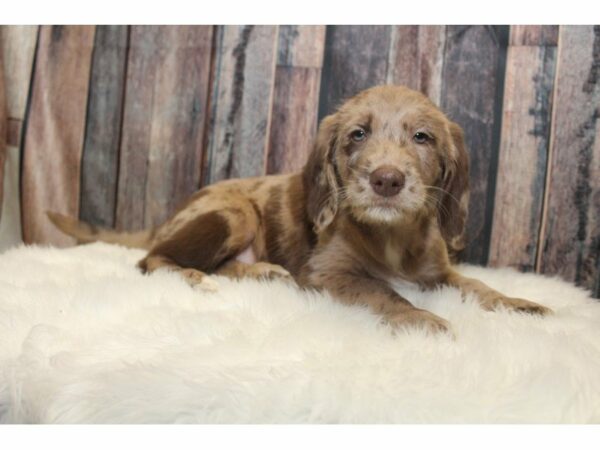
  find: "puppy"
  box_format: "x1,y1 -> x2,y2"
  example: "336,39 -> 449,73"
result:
49,85 -> 551,334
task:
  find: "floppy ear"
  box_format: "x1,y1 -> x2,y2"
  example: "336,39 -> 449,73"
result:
439,121 -> 470,256
302,114 -> 340,233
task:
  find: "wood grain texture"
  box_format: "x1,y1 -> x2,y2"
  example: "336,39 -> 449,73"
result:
0,42 -> 6,218
203,25 -> 278,184
7,119 -> 21,147
440,25 -> 509,265
277,25 -> 325,68
489,31 -> 557,271
0,26 -> 38,120
116,26 -> 213,230
387,25 -> 446,104
267,25 -> 325,174
80,26 -> 128,229
0,26 -> 36,246
538,26 -> 600,297
21,26 -> 95,245
0,145 -> 23,251
267,67 -> 322,174
318,25 -> 392,118
510,25 -> 559,46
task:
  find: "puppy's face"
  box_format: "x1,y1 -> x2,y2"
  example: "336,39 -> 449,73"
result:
304,85 -> 470,252
333,88 -> 457,224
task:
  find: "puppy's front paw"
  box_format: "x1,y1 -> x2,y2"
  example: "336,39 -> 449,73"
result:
253,262 -> 292,278
505,297 -> 552,315
386,309 -> 453,336
482,296 -> 552,316
195,276 -> 220,292
247,262 -> 296,284
180,268 -> 220,292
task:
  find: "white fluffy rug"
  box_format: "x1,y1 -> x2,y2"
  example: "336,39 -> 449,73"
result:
1,243 -> 599,424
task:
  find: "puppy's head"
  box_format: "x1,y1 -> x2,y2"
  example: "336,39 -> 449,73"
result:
303,85 -> 470,253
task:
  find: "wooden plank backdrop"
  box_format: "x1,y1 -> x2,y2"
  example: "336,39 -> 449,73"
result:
386,25 -> 446,104
80,25 -> 128,229
439,25 -> 509,265
537,26 -> 600,296
319,26 -> 392,119
0,26 -> 38,250
0,24 -> 599,298
489,26 -> 558,271
203,25 -> 278,184
267,25 -> 325,174
0,25 -> 38,147
21,25 -> 95,246
116,25 -> 213,230
0,41 -> 6,217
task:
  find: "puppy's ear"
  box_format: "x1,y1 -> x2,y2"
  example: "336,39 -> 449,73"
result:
303,114 -> 340,233
439,121 -> 470,256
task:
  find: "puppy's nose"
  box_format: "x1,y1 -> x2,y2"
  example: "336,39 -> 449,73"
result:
369,166 -> 405,197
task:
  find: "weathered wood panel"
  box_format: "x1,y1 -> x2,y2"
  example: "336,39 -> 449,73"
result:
318,25 -> 392,118
80,26 -> 128,229
267,67 -> 322,174
7,119 -> 21,147
0,144 -> 23,252
0,26 -> 38,235
0,26 -> 38,120
387,25 -> 446,104
510,25 -> 559,46
21,26 -> 95,245
276,25 -> 325,68
0,26 -> 37,249
0,43 -> 6,217
203,25 -> 278,185
440,25 -> 509,265
538,26 -> 600,297
116,26 -> 213,230
267,25 -> 325,174
489,26 -> 558,271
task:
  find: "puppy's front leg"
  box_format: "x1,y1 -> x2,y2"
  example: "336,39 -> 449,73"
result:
442,270 -> 552,315
308,272 -> 451,334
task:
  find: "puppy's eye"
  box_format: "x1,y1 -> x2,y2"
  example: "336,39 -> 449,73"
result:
413,132 -> 431,144
351,129 -> 367,142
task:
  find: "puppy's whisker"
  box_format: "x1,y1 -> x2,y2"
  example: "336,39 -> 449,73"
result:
423,192 -> 450,221
423,185 -> 461,207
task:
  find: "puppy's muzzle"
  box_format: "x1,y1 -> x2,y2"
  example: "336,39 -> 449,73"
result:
369,166 -> 405,197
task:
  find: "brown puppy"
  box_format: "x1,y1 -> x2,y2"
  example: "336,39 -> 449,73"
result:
49,85 -> 551,334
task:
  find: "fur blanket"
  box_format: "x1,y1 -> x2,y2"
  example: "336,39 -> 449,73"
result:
1,243 -> 599,423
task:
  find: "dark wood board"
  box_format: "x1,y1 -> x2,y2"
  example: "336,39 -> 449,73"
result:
489,26 -> 558,271
202,25 -> 279,185
387,25 -> 447,104
267,26 -> 325,174
116,25 -> 213,230
318,25 -> 392,118
80,25 -> 129,229
538,25 -> 600,297
439,25 -> 509,265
